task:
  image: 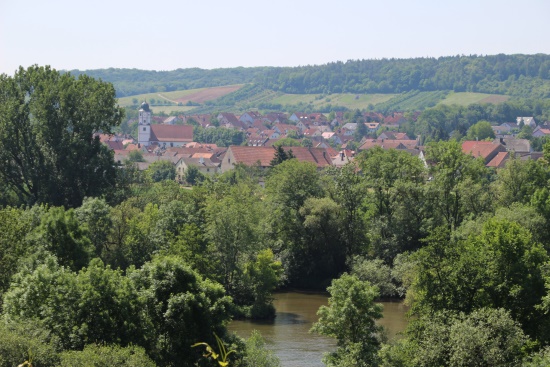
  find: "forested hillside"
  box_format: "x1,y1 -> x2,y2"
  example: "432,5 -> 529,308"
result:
71,54 -> 550,99
69,67 -> 267,97
257,54 -> 550,97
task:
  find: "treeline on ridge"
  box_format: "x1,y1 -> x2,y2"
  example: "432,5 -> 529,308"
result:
69,54 -> 550,99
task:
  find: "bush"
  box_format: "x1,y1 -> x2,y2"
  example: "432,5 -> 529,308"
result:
0,322 -> 60,367
59,344 -> 156,367
242,331 -> 280,367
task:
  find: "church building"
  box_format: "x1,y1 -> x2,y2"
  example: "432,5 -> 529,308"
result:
137,101 -> 193,148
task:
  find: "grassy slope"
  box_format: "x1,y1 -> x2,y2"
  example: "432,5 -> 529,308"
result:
117,85 -> 244,107
439,92 -> 510,106
270,93 -> 395,110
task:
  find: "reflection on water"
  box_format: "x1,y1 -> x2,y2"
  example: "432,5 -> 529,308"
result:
228,292 -> 409,367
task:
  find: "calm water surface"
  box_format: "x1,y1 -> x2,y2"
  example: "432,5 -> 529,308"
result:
228,292 -> 409,367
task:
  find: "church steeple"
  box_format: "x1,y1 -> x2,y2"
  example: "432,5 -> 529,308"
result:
138,101 -> 151,146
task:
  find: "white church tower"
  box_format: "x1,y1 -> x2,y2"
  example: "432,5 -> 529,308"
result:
138,101 -> 151,146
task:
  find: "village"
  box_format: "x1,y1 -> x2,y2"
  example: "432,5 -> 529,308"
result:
97,101 -> 549,183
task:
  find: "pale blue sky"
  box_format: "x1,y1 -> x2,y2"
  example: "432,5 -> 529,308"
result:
1,0 -> 549,75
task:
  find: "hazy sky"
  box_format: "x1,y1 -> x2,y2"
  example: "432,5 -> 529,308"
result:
1,0 -> 549,75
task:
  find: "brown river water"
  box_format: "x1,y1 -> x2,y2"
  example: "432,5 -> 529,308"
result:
228,291 -> 409,367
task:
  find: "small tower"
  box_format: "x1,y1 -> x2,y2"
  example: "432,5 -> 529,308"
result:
138,101 -> 151,146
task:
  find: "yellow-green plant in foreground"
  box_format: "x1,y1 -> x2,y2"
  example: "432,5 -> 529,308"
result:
192,333 -> 235,366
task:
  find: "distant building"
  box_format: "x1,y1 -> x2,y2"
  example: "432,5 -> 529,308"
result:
220,146 -> 333,173
516,117 -> 536,128
138,101 -> 193,147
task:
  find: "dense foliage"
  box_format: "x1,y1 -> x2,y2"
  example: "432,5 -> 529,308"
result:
0,65 -> 123,207
257,55 -> 550,98
70,67 -> 268,97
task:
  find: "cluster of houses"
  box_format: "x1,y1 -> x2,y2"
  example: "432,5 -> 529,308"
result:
492,117 -> 550,139
98,102 -> 548,183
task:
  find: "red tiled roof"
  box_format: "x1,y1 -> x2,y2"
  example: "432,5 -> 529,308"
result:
228,146 -> 332,168
378,132 -> 412,140
487,152 -> 509,167
462,141 -> 501,159
104,140 -> 124,150
229,146 -> 276,166
359,140 -> 408,150
219,112 -> 240,124
150,125 -> 193,142
383,113 -> 407,124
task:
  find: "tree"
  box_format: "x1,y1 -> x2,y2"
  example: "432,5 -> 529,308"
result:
205,183 -> 263,295
243,249 -> 283,318
0,321 -> 60,367
380,308 -> 527,367
425,141 -> 489,230
301,138 -> 313,147
265,160 -> 323,284
323,163 -> 369,258
272,137 -> 301,147
354,122 -> 368,141
34,206 -> 93,270
466,120 -> 495,140
127,150 -> 145,162
410,218 -> 549,341
242,331 -> 281,367
75,197 -> 112,258
0,207 -> 42,302
297,197 -> 346,284
270,146 -> 295,167
0,65 -> 123,208
2,257 -> 142,351
310,273 -> 383,367
147,160 -> 176,182
357,147 -> 428,261
131,256 -> 233,366
184,165 -> 205,185
351,257 -> 397,298
494,155 -> 547,207
518,125 -> 534,139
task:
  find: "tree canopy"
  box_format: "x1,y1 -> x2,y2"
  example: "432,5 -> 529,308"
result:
0,65 -> 123,207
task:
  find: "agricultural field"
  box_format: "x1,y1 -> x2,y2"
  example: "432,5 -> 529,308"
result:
117,85 -> 243,107
117,85 -> 514,116
439,92 -> 510,106
269,93 -> 396,110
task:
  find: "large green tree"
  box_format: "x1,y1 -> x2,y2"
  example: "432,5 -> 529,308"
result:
380,308 -> 527,367
311,273 -> 383,367
410,218 -> 549,341
466,120 -> 495,140
131,256 -> 233,367
2,257 -> 142,351
0,65 -> 123,207
357,147 -> 428,261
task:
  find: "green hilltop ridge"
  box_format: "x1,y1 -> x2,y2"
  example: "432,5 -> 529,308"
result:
71,54 -> 550,101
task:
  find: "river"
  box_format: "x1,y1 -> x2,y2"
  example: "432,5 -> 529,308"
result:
228,291 -> 409,367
